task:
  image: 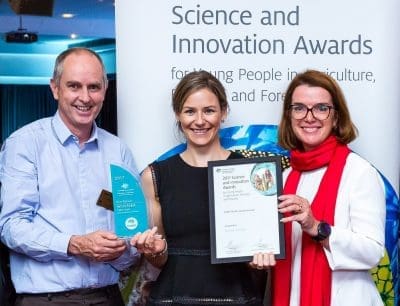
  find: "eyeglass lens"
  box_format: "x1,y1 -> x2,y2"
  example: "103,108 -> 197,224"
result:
290,103 -> 333,120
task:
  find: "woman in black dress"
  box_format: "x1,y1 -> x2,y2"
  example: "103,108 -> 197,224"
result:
131,71 -> 275,305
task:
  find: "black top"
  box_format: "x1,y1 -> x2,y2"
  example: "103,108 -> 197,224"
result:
147,152 -> 265,306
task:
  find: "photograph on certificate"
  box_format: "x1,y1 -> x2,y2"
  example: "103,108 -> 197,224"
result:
208,156 -> 285,264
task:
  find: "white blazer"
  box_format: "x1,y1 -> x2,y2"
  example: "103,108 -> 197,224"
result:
285,153 -> 386,306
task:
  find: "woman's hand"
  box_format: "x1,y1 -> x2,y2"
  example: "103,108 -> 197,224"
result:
130,226 -> 167,256
278,194 -> 319,237
249,252 -> 276,270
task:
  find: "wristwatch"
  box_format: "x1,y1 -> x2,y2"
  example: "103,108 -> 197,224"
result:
312,221 -> 331,241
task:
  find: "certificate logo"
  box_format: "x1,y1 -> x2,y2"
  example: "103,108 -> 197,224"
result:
125,217 -> 138,230
250,163 -> 277,196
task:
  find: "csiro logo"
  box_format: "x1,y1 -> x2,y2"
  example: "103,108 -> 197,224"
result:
125,217 -> 138,230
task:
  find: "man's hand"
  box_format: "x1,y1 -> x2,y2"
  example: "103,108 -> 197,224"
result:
68,230 -> 127,262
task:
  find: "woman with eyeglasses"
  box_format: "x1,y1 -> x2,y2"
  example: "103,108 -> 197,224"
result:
272,70 -> 385,306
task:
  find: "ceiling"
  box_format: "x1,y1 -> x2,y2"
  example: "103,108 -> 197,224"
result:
0,0 -> 117,84
0,0 -> 116,38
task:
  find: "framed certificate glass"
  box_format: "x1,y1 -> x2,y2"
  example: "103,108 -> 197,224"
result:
208,156 -> 285,264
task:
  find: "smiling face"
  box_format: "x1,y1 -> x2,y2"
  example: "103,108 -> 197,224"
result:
50,50 -> 107,142
291,84 -> 336,151
177,88 -> 226,149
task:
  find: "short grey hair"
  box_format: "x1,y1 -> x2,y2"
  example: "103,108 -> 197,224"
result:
52,47 -> 108,87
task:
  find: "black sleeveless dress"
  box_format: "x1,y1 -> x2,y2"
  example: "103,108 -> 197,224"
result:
147,152 -> 265,306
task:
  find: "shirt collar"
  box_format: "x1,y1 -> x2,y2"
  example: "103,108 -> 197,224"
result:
52,111 -> 99,145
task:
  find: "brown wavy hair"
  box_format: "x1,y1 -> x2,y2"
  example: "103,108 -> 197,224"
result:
172,70 -> 228,113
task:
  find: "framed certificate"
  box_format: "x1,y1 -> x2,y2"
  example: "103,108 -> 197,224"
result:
208,156 -> 285,264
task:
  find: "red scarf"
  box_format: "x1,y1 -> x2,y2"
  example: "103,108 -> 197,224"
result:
272,135 -> 350,306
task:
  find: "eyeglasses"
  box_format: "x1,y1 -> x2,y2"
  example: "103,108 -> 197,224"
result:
289,103 -> 335,120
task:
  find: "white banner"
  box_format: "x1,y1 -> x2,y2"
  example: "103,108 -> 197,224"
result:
115,0 -> 400,196
115,1 -> 399,304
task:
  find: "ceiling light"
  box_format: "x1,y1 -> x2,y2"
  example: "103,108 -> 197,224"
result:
61,13 -> 75,19
70,33 -> 78,39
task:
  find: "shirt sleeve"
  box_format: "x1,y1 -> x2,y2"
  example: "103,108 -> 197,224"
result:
108,244 -> 141,271
324,158 -> 386,270
0,135 -> 71,262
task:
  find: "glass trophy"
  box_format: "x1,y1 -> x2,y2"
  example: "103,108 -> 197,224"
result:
110,164 -> 148,238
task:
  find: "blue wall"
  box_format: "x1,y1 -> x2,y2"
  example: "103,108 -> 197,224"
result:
0,36 -> 116,84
